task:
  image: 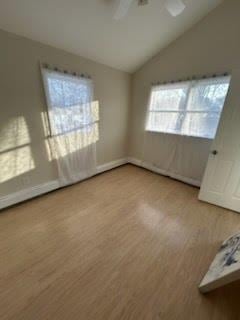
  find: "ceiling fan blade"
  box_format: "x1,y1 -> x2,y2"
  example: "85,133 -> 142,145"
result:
114,0 -> 135,20
164,0 -> 186,17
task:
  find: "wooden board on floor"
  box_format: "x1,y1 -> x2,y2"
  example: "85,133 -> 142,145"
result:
1,164 -> 240,320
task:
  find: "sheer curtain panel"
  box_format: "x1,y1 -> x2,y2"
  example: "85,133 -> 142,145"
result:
42,68 -> 98,186
143,75 -> 230,185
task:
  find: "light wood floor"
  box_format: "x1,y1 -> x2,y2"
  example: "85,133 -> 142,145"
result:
1,165 -> 240,320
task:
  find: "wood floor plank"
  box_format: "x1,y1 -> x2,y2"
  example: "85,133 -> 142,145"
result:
1,164 -> 240,320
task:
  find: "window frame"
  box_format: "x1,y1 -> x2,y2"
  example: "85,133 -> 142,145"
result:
146,76 -> 231,139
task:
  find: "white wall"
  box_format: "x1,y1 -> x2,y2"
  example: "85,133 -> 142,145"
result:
0,29 -> 130,198
129,0 -> 240,184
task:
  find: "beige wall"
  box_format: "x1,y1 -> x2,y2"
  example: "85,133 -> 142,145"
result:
0,29 -> 130,197
1,0 -> 240,199
129,0 -> 240,182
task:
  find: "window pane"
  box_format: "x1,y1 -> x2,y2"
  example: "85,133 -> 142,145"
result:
146,76 -> 230,138
147,111 -> 183,134
47,77 -> 90,108
187,79 -> 230,112
43,70 -> 94,136
150,83 -> 189,111
181,112 -> 221,138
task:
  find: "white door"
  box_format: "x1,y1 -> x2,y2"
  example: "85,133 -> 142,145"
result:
199,70 -> 240,213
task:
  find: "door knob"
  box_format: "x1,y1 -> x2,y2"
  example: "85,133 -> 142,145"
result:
211,150 -> 218,155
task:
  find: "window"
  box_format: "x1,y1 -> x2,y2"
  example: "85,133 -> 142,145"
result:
42,69 -> 95,136
146,76 -> 230,139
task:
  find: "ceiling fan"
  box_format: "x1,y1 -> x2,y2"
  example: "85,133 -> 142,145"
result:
114,0 -> 186,20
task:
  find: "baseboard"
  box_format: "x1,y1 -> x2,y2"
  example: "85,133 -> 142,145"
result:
0,157 -> 200,211
0,158 -> 128,211
96,158 -> 128,174
0,180 -> 60,211
127,157 -> 142,167
128,157 -> 201,187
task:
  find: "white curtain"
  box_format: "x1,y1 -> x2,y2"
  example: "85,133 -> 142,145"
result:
143,76 -> 230,185
146,77 -> 230,139
42,68 -> 98,187
142,132 -> 212,186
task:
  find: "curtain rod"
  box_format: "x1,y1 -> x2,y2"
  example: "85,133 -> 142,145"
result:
40,62 -> 92,79
151,72 -> 230,86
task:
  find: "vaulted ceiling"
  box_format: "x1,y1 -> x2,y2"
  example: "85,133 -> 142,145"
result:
0,0 -> 223,72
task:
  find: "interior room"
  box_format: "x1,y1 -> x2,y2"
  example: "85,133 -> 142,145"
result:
1,0 -> 240,319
